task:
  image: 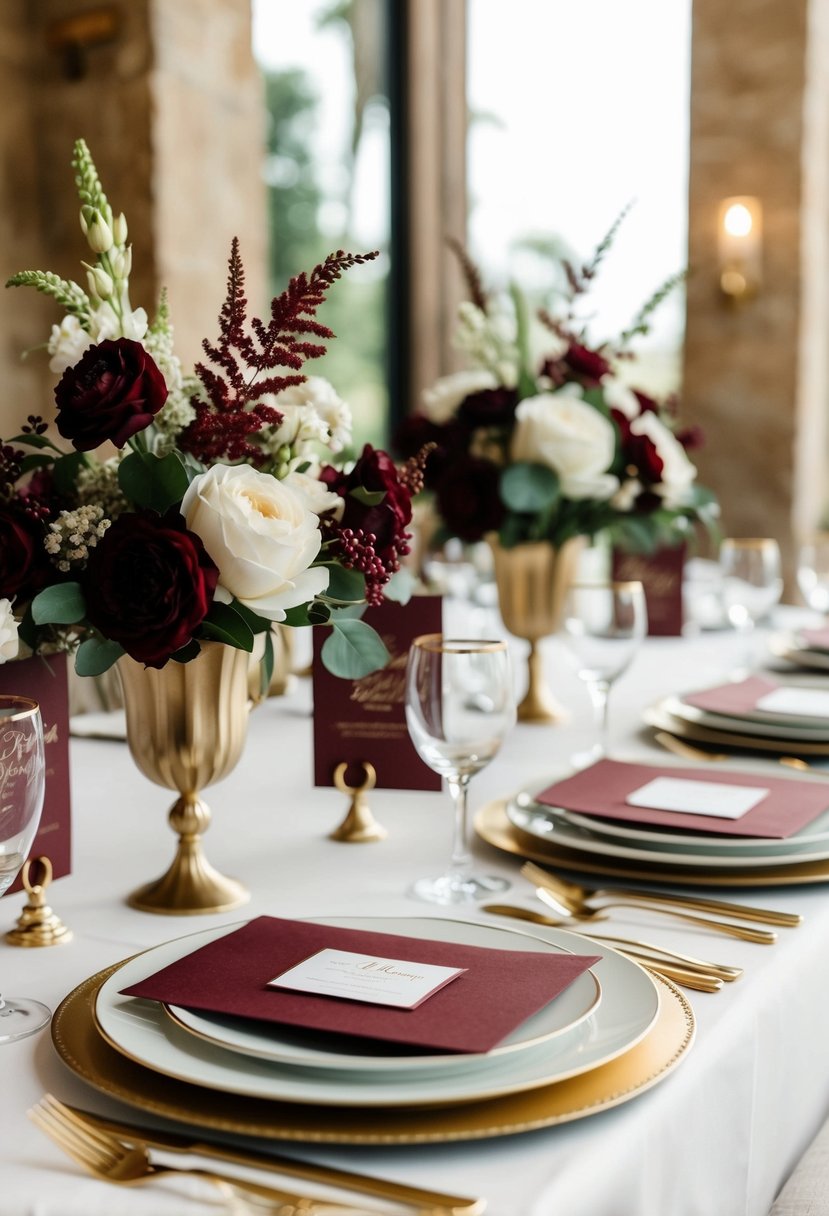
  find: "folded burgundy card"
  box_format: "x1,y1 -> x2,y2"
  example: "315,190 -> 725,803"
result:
682,675 -> 780,717
0,654 -> 72,895
312,596 -> 442,791
122,916 -> 599,1054
535,758 -> 829,838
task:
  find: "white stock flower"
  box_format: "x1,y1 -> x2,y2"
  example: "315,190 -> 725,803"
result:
0,599 -> 19,664
421,369 -> 499,423
630,412 -> 697,508
281,470 -> 343,516
602,377 -> 640,420
48,317 -> 92,374
511,385 -> 619,501
268,377 -> 352,454
181,464 -> 329,621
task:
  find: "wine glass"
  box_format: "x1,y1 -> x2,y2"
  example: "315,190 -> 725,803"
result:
719,537 -> 783,672
797,533 -> 829,616
560,581 -> 648,767
0,696 -> 49,1044
405,635 -> 515,904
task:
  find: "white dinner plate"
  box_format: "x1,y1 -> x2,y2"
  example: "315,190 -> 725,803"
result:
769,632 -> 829,672
94,916 -> 659,1108
507,799 -> 829,869
665,695 -> 829,742
164,922 -> 601,1073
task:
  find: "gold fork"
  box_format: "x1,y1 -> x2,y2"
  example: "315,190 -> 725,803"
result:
29,1094 -> 365,1214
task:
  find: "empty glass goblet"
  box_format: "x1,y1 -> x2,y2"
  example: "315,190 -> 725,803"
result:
719,537 -> 783,671
0,696 -> 49,1044
797,533 -> 829,617
560,581 -> 648,767
405,635 -> 515,904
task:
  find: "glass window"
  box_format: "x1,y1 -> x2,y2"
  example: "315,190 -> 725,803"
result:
252,0 -> 391,446
467,0 -> 692,395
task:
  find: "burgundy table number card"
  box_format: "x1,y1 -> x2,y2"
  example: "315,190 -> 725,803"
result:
312,595 -> 442,791
0,654 -> 72,894
612,544 -> 685,636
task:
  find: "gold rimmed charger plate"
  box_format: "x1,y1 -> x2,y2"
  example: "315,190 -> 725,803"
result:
51,959 -> 693,1144
475,799 -> 829,888
645,700 -> 829,757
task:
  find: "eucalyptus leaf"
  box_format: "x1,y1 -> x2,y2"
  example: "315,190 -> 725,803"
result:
118,449 -> 189,513
323,563 -> 366,603
321,618 -> 390,679
500,463 -> 559,514
349,486 -> 386,507
384,567 -> 416,604
52,451 -> 88,496
31,582 -> 86,626
74,636 -> 125,676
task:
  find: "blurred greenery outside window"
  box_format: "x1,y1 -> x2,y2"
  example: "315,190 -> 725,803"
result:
253,0 -> 390,450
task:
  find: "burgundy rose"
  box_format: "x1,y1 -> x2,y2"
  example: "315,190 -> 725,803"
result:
54,338 -> 168,452
393,416 -> 470,490
632,388 -> 660,416
0,504 -> 50,601
458,387 -> 518,428
82,510 -> 218,667
563,342 -> 611,385
323,444 -> 413,563
435,456 -> 504,543
612,410 -> 664,485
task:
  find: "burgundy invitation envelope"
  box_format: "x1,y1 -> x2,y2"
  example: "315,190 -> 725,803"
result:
535,758 -> 829,839
122,916 -> 599,1054
0,654 -> 72,894
312,596 -> 442,790
682,675 -> 781,718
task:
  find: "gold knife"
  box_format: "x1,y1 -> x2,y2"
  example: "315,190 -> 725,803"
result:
67,1105 -> 486,1215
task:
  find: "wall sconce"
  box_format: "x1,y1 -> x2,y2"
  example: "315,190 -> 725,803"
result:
718,196 -> 762,302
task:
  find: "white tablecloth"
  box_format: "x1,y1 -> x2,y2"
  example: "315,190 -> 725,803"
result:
2,608 -> 829,1216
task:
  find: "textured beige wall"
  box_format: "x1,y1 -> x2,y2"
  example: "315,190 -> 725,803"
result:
0,0 -> 266,435
683,0 -> 829,590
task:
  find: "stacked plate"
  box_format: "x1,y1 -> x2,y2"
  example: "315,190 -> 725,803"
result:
770,629 -> 829,673
645,690 -> 829,758
52,915 -> 696,1143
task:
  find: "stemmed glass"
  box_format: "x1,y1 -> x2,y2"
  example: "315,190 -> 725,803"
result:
405,635 -> 516,904
797,533 -> 829,617
719,537 -> 783,672
0,696 -> 49,1044
560,581 -> 648,767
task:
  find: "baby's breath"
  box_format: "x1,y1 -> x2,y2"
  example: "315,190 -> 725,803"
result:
44,505 -> 111,572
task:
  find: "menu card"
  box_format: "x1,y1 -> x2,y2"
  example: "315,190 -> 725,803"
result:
312,597 -> 442,791
0,654 -> 71,894
535,758 -> 829,838
122,916 -> 600,1054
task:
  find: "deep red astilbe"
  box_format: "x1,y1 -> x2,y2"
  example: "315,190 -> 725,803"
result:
180,240 -> 378,465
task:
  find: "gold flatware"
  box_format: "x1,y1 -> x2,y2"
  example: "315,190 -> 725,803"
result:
55,1100 -> 486,1215
30,1094 -> 374,1213
654,728 -> 815,775
522,860 -> 801,928
482,903 -> 742,980
521,863 -> 779,943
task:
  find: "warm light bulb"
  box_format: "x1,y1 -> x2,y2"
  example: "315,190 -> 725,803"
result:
724,203 -> 753,238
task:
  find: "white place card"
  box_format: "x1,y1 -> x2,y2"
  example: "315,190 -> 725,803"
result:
755,687 -> 829,719
626,777 -> 769,820
268,948 -> 467,1009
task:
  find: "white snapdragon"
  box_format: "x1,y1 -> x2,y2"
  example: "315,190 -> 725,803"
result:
454,301 -> 519,387
0,599 -> 19,664
47,301 -> 149,375
630,412 -> 697,508
48,317 -> 93,374
511,384 -> 619,501
421,369 -> 499,423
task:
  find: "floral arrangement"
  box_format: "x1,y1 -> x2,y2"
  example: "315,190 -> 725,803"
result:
396,223 -> 719,555
0,140 -> 421,682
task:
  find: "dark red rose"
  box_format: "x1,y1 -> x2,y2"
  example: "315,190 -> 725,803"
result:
393,416 -> 470,490
82,510 -> 218,667
0,505 -> 50,601
563,342 -> 611,385
611,410 -> 664,485
435,456 -> 504,543
632,388 -> 660,416
54,338 -> 168,452
458,387 -> 518,428
323,444 -> 413,562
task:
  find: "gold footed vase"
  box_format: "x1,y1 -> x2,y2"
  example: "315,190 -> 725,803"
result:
488,535 -> 583,724
117,641 -> 251,915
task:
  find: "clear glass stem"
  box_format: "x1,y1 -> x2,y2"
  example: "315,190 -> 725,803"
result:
587,679 -> 612,758
734,617 -> 756,674
446,773 -> 472,880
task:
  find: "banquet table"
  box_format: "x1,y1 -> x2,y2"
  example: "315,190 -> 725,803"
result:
3,604 -> 829,1216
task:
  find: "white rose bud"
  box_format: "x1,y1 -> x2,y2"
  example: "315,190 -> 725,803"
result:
181,464 -> 330,621
112,212 -> 128,245
0,599 -> 19,664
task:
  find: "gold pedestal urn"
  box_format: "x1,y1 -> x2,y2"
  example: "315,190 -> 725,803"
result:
117,641 -> 251,914
488,535 -> 583,724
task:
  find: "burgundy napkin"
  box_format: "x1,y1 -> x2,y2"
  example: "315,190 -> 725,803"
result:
534,758 -> 829,838
682,675 -> 780,718
800,627 -> 829,652
121,916 -> 599,1055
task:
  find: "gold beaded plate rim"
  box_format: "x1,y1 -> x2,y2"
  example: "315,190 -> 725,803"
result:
50,957 -> 693,1144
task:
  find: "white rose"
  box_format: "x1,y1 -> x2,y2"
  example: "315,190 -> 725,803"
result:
0,599 -> 19,664
602,377 -> 640,420
511,385 -> 619,501
630,412 -> 697,508
421,369 -> 498,423
181,464 -> 329,621
270,404 -> 329,451
47,317 -> 92,374
282,470 -> 343,516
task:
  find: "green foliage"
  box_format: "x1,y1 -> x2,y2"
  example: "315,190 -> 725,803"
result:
31,583 -> 86,626
200,602 -> 255,652
75,636 -> 124,676
118,449 -> 190,513
321,617 -> 390,679
4,271 -> 91,326
500,463 -> 559,514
